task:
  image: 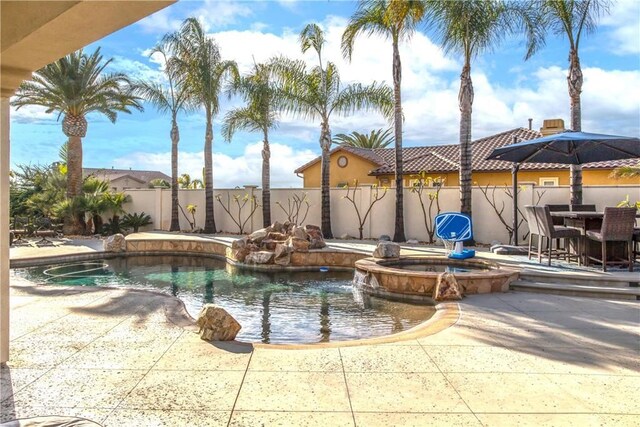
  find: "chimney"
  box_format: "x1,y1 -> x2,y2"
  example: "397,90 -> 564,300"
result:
528,118 -> 533,130
540,118 -> 565,136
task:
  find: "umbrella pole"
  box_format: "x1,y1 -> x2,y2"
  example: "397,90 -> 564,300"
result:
512,162 -> 520,246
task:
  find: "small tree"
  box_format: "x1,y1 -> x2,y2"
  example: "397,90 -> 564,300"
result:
410,172 -> 444,243
215,193 -> 261,234
275,193 -> 311,225
477,184 -> 545,243
342,180 -> 388,240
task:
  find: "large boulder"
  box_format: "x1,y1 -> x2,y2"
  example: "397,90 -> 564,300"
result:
196,304 -> 241,341
266,231 -> 287,241
104,234 -> 126,252
274,243 -> 291,266
433,272 -> 463,301
287,236 -> 310,252
306,226 -> 326,249
245,251 -> 274,264
249,228 -> 269,243
231,237 -> 248,250
291,225 -> 308,240
372,241 -> 400,258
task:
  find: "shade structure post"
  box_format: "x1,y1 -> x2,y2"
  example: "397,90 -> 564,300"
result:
512,162 -> 520,246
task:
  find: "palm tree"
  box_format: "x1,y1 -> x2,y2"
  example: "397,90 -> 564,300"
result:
11,48 -> 142,234
333,128 -> 394,148
222,61 -> 278,227
167,18 -> 239,233
134,42 -> 192,232
522,0 -> 611,205
342,0 -> 426,242
428,0 -> 514,229
273,23 -> 393,238
177,173 -> 203,189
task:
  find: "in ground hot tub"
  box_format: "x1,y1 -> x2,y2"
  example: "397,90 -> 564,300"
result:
354,256 -> 518,302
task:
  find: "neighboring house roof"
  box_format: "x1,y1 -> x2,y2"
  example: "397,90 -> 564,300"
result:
295,128 -> 638,177
83,168 -> 171,185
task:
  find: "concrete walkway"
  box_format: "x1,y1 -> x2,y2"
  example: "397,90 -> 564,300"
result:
3,234 -> 639,426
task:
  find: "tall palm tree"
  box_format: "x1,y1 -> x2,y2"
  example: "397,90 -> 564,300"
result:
273,23 -> 394,238
333,128 -> 394,148
342,0 -> 426,242
222,62 -> 278,227
167,18 -> 239,233
428,0 -> 514,228
11,48 -> 142,234
523,0 -> 611,205
177,173 -> 203,189
134,42 -> 192,232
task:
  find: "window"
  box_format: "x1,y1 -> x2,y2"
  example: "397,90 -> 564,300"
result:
337,155 -> 348,168
539,177 -> 559,186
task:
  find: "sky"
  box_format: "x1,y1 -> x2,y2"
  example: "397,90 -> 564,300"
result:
10,0 -> 640,188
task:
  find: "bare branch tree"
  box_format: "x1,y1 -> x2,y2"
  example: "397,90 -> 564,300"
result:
275,193 -> 310,225
410,172 -> 444,243
215,193 -> 261,234
342,180 -> 388,240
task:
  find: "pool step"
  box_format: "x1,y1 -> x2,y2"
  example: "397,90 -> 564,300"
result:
519,269 -> 638,289
510,280 -> 640,300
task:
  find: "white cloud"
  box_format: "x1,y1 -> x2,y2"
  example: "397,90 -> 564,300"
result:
137,8 -> 182,34
601,0 -> 640,55
113,141 -> 317,188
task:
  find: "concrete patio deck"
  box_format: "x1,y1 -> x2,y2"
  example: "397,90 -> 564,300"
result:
3,234 -> 639,426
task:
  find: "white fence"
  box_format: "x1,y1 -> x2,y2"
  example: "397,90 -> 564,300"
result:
123,185 -> 640,245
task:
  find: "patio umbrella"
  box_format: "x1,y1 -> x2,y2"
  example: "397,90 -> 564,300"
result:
486,131 -> 640,245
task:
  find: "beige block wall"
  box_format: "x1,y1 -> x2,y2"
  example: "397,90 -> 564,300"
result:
123,185 -> 640,245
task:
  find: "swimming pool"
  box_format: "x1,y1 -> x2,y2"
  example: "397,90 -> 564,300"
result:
16,255 -> 435,344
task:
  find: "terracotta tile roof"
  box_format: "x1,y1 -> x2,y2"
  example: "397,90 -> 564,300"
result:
295,128 -> 639,176
83,168 -> 171,184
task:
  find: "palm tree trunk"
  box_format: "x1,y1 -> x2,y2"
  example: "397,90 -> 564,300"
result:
320,120 -> 333,238
568,47 -> 583,205
65,135 -> 85,234
203,114 -> 216,233
459,62 -> 474,220
262,131 -> 271,227
170,117 -> 180,231
392,36 -> 405,243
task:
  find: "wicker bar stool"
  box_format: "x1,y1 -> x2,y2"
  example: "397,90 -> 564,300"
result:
585,207 -> 636,272
534,206 -> 582,266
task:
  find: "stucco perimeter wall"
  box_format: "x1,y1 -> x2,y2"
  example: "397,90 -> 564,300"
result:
124,185 -> 639,245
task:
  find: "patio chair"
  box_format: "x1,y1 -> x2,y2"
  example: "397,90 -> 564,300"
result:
570,204 -> 596,212
545,204 -> 569,226
34,216 -> 58,246
534,206 -> 582,266
586,207 -> 636,272
9,216 -> 30,246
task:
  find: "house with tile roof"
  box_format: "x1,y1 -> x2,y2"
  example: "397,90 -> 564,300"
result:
294,122 -> 639,188
83,167 -> 171,192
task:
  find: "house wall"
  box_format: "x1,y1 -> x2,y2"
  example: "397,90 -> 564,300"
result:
301,151 -> 382,187
124,184 -> 640,245
320,168 -> 637,189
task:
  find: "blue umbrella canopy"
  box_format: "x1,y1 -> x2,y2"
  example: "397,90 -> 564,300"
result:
486,131 -> 640,164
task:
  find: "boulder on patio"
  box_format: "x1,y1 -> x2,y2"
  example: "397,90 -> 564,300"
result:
103,233 -> 126,252
373,241 -> 400,258
196,304 -> 241,341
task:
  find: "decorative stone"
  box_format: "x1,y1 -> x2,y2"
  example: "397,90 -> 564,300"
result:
196,304 -> 241,341
274,243 -> 291,265
249,228 -> 269,243
373,241 -> 400,258
433,272 -> 463,301
245,251 -> 274,264
231,247 -> 250,262
304,224 -> 322,233
231,237 -> 248,250
261,239 -> 278,251
287,236 -> 310,252
103,234 -> 126,252
379,234 -> 391,241
291,225 -> 308,240
270,221 -> 284,233
266,231 -> 287,241
246,242 -> 260,252
340,233 -> 355,240
406,239 -> 419,245
307,228 -> 326,249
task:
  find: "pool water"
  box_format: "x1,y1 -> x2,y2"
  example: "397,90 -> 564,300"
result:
16,256 -> 435,344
